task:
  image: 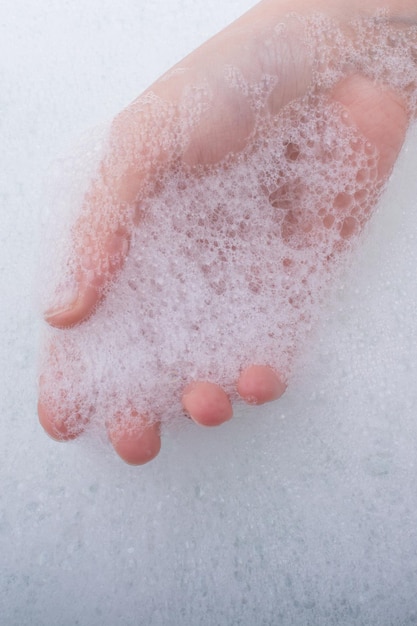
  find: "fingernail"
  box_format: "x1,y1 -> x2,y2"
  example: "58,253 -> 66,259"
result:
44,300 -> 78,326
43,286 -> 79,326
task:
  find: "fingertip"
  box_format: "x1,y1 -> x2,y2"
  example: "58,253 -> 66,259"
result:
108,413 -> 161,466
44,222 -> 130,329
237,365 -> 287,405
44,285 -> 99,328
182,381 -> 233,427
37,398 -> 84,441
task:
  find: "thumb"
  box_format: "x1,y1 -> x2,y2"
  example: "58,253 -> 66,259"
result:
44,96 -> 169,329
44,177 -> 132,329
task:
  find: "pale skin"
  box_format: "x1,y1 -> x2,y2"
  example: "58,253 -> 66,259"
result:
38,0 -> 416,464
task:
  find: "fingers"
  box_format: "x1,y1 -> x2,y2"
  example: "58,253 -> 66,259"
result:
39,356 -> 284,462
38,332 -> 162,464
182,365 -> 286,427
39,337 -> 161,464
39,391 -> 161,465
39,367 -> 284,464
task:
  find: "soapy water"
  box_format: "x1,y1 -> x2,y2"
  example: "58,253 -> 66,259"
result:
39,12 -> 417,440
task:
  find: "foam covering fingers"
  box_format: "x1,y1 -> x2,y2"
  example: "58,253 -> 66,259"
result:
38,336 -> 92,440
43,97 -> 161,330
107,409 -> 161,465
45,228 -> 130,329
44,175 -> 133,329
38,396 -> 87,441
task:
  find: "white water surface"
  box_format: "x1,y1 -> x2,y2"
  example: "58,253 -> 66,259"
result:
2,1 -> 417,624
